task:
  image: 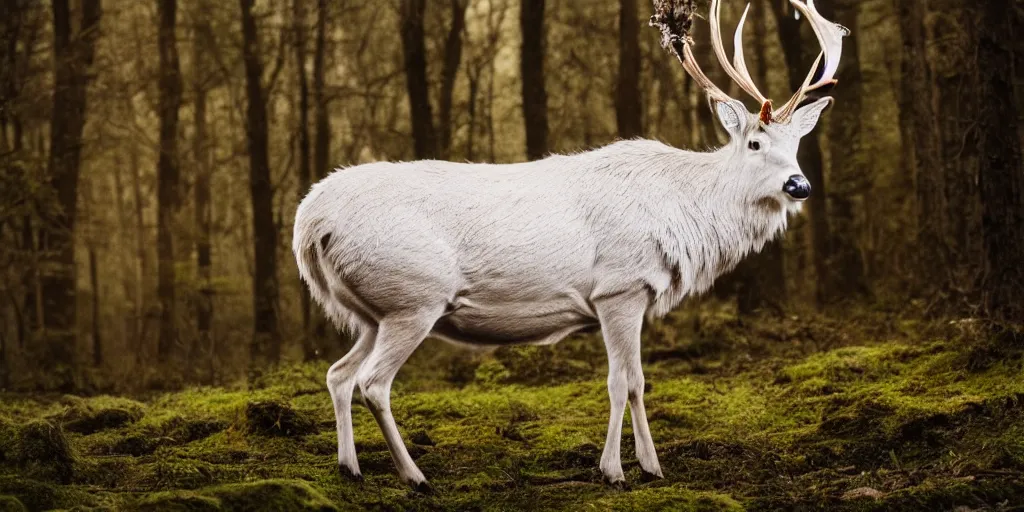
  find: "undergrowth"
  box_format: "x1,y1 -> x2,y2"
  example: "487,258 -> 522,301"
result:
1,305 -> 1021,511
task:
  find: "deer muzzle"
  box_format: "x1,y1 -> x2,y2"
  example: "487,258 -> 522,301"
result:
783,175 -> 811,200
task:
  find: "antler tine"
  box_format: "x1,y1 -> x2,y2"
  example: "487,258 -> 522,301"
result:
773,0 -> 849,121
679,40 -> 733,104
709,0 -> 769,106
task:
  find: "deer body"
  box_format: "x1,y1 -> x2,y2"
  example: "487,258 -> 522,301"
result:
295,0 -> 847,490
296,139 -> 789,345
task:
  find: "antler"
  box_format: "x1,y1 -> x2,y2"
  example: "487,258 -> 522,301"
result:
709,0 -> 770,111
649,0 -> 733,105
772,0 -> 849,122
650,0 -> 847,126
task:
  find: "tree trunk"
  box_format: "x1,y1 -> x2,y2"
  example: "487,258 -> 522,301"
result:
88,246 -> 101,366
820,0 -> 867,303
520,0 -> 548,160
400,0 -> 437,160
615,0 -> 642,139
895,0 -> 947,297
313,0 -> 330,182
770,0 -> 828,308
130,139 -> 146,360
310,0 -> 336,349
977,0 -> 1024,321
466,68 -> 479,160
193,17 -> 214,363
439,0 -> 468,159
294,0 -> 316,360
41,0 -> 101,390
736,0 -> 785,316
240,0 -> 281,368
156,0 -> 183,364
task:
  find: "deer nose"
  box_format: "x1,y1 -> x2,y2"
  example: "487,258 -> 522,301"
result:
783,175 -> 811,200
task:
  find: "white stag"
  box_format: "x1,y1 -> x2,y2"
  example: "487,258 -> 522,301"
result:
294,0 -> 847,490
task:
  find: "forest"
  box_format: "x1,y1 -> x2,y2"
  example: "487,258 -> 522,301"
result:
0,0 -> 1023,510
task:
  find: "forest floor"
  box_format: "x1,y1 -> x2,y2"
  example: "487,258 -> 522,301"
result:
1,305 -> 1023,511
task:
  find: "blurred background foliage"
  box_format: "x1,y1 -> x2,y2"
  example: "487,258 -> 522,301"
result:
0,0 -> 1022,392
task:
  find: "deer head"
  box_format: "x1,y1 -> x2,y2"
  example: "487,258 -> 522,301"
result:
651,0 -> 848,205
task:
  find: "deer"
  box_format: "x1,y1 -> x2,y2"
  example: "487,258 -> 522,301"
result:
293,0 -> 847,491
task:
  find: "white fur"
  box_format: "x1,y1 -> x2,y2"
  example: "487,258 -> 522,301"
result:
293,98 -> 830,487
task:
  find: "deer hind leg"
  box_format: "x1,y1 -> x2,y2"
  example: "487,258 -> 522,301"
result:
356,309 -> 439,490
596,291 -> 658,486
326,322 -> 376,480
628,358 -> 663,480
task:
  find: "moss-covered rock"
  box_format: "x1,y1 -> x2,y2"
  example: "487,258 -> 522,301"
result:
592,485 -> 743,512
138,480 -> 337,512
0,477 -> 94,511
15,420 -> 75,483
57,395 -> 145,434
134,491 -> 222,511
0,495 -> 26,512
206,480 -> 337,511
245,401 -> 316,438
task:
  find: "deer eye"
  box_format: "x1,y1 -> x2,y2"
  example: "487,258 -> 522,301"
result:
748,140 -> 762,151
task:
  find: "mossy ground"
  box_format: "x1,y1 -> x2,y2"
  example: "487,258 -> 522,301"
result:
1,306 -> 1022,511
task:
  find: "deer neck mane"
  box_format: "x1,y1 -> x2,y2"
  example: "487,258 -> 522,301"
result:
639,142 -> 789,317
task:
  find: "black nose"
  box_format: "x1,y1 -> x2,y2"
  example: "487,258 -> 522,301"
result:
783,175 -> 811,200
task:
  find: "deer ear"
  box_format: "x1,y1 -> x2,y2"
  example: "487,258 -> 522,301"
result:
791,97 -> 833,137
715,100 -> 748,139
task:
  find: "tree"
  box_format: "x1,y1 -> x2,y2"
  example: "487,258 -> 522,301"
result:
40,0 -> 101,390
820,0 -> 867,302
156,0 -> 183,364
440,0 -> 468,159
615,0 -> 642,139
310,0 -> 336,349
895,0 -> 946,297
770,0 -> 829,308
312,0 -> 330,185
977,0 -> 1024,321
400,0 -> 437,160
240,0 -> 281,368
932,0 -> 982,298
294,0 -> 315,360
520,0 -> 548,160
193,8 -> 214,365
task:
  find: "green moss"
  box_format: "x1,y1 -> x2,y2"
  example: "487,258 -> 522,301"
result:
1,311 -> 1023,510
245,401 -> 317,438
591,485 -> 743,512
0,495 -> 26,512
0,477 -> 95,511
15,420 -> 76,483
136,480 -> 337,512
205,480 -> 337,511
57,395 -> 145,434
134,491 -> 222,511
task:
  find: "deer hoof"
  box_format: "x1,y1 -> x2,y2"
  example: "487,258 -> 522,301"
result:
603,476 -> 629,491
411,480 -> 434,494
337,464 -> 363,482
640,468 -> 664,483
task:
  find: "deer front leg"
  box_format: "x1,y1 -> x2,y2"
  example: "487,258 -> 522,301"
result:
595,291 -> 660,486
